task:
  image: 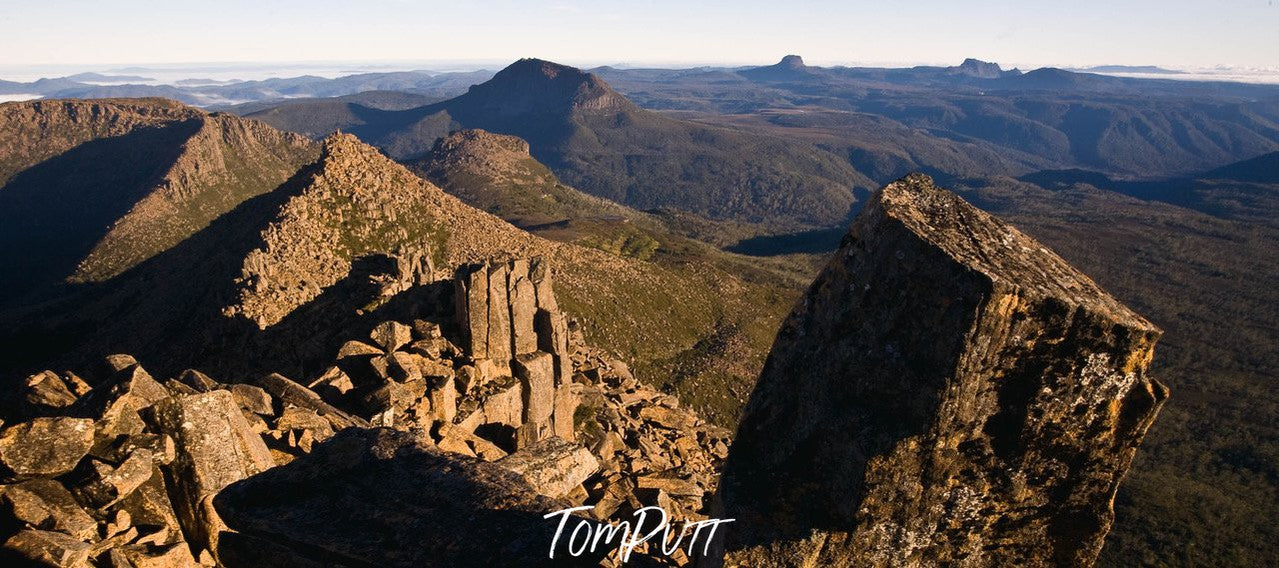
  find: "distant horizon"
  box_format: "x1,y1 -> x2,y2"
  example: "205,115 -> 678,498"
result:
4,55 -> 1279,87
2,1 -> 1276,73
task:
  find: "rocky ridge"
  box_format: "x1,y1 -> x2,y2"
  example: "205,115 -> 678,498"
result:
0,99 -> 201,186
0,128 -> 727,391
74,113 -> 318,283
410,128 -> 642,230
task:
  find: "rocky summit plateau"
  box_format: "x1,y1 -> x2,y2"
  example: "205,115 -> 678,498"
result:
0,256 -> 731,567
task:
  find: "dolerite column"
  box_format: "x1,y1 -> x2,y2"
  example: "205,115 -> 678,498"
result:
454,264 -> 488,359
485,261 -> 512,370
508,259 -> 539,356
714,175 -> 1168,568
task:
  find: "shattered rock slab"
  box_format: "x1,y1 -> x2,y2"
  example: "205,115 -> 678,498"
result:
213,428 -> 602,567
150,390 -> 275,557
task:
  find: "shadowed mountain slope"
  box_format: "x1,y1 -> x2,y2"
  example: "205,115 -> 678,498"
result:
0,99 -> 318,304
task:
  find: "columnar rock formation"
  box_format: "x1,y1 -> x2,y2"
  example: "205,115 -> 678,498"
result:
715,175 -> 1168,567
453,258 -> 575,448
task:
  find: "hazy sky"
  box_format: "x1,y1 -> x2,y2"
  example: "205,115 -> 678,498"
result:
1,0 -> 1276,70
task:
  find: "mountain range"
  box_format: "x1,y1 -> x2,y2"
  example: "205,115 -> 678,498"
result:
0,70 -> 493,107
1,53 -> 1277,567
245,58 -> 870,227
234,57 -> 1279,229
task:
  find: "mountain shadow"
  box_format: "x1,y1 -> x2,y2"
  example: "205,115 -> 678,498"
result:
0,120 -> 201,303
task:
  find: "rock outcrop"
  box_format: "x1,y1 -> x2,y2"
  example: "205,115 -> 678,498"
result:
714,175 -> 1168,567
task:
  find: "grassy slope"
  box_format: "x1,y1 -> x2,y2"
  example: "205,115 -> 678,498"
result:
410,130 -> 810,425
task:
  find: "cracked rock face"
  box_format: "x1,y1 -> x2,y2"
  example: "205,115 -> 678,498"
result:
715,175 -> 1168,567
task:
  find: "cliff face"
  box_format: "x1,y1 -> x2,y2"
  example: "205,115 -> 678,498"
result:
716,174 -> 1168,567
0,99 -> 201,186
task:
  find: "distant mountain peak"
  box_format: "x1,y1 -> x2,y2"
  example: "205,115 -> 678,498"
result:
951,58 -> 1008,79
462,58 -> 632,115
778,54 -> 806,69
503,58 -> 577,80
742,54 -> 823,82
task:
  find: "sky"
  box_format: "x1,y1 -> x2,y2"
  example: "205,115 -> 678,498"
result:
1,0 -> 1276,72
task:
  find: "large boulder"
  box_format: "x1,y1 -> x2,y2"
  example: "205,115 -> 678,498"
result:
150,390 -> 274,557
213,428 -> 600,567
113,468 -> 185,547
514,352 -> 555,430
715,175 -> 1169,567
2,529 -> 92,567
0,417 -> 94,477
17,371 -> 83,416
253,373 -> 366,430
496,437 -> 598,498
